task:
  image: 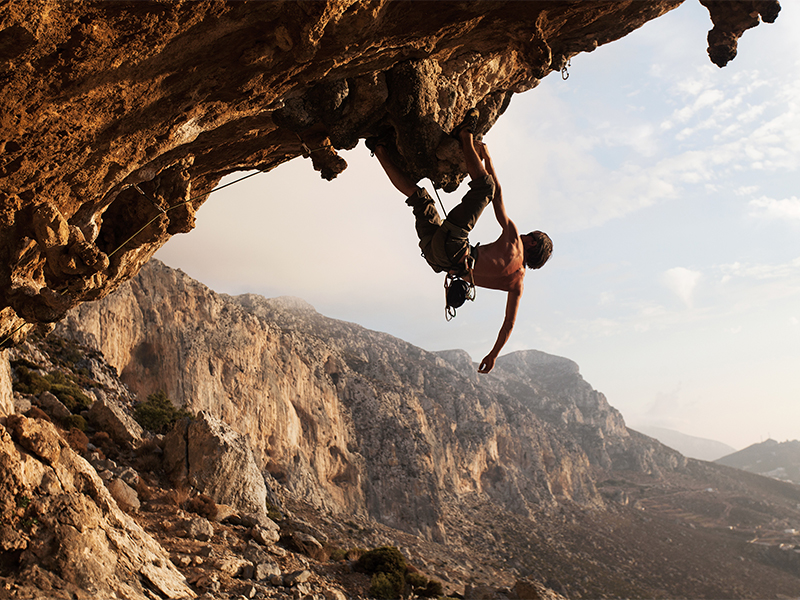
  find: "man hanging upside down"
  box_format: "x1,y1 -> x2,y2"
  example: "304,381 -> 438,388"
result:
367,110 -> 553,374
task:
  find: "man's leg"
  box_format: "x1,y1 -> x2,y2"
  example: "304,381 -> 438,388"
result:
374,146 -> 418,197
372,145 -> 441,247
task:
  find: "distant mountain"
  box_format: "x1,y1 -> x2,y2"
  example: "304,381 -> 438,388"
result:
35,259 -> 800,599
635,425 -> 737,462
716,438 -> 800,484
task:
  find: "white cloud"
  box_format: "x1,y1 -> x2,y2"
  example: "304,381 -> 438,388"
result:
718,257 -> 800,281
662,267 -> 702,307
748,196 -> 800,221
734,185 -> 758,196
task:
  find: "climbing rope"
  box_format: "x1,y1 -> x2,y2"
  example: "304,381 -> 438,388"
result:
432,185 -> 449,221
108,169 -> 265,258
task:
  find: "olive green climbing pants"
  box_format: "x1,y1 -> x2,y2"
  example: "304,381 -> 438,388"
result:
405,174 -> 495,274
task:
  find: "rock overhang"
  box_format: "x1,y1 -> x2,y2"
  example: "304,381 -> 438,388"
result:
0,0 -> 780,342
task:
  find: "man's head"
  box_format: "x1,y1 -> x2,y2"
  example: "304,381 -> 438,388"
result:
523,231 -> 553,270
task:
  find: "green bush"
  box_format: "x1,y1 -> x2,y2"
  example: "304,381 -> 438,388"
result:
134,390 -> 192,433
49,380 -> 93,412
60,414 -> 87,432
328,547 -> 348,562
406,571 -> 443,598
13,366 -> 51,395
422,579 -> 444,598
13,367 -> 93,413
356,546 -> 408,599
407,572 -> 427,589
356,546 -> 406,575
369,572 -> 404,600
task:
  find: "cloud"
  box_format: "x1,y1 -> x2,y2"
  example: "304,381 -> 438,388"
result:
748,196 -> 800,221
662,267 -> 702,307
718,257 -> 800,281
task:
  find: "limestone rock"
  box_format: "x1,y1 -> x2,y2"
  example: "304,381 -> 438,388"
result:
254,560 -> 281,581
0,351 -> 12,417
0,414 -> 194,599
285,531 -> 326,561
57,259 -> 690,540
163,410 -> 272,524
512,578 -> 568,600
87,388 -> 144,448
106,477 -> 140,512
13,394 -> 31,414
284,569 -> 313,587
0,1 -> 779,339
35,390 -> 72,420
177,516 -> 215,541
251,521 -> 281,546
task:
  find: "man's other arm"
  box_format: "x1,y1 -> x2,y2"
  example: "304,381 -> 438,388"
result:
478,286 -> 522,374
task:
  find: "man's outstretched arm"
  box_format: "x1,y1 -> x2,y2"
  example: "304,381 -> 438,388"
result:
478,287 -> 522,374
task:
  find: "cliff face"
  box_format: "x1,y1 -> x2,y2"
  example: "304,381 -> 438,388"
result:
56,260 -> 685,541
0,0 -> 780,342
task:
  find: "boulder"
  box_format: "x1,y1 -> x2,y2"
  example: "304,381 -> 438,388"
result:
35,391 -> 72,420
285,531 -> 326,561
177,516 -> 215,542
87,389 -> 144,448
163,411 -> 271,524
251,521 -> 281,546
106,478 -> 141,512
254,561 -> 281,581
13,395 -> 32,415
284,569 -> 312,587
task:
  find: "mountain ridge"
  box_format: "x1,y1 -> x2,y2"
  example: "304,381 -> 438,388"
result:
635,425 -> 737,462
5,258 -> 800,598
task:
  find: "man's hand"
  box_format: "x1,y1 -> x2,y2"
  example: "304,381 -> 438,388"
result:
478,354 -> 496,374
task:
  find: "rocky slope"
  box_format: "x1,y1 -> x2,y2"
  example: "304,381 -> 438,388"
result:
55,260 -> 687,543
4,260 -> 800,598
0,0 -> 780,342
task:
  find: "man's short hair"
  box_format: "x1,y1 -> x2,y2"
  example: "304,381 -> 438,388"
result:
524,231 -> 553,270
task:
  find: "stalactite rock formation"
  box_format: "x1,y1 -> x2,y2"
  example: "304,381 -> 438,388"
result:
0,0 -> 780,341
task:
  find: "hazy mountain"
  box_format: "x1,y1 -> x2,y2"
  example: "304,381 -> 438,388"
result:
716,438 -> 800,485
635,425 -> 737,462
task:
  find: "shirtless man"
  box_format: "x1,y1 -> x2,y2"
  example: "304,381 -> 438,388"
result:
370,121 -> 552,374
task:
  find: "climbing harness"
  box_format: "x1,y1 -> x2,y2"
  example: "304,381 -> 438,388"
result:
444,253 -> 476,322
431,185 -> 478,321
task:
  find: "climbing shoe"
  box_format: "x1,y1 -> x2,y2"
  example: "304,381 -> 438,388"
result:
451,107 -> 480,139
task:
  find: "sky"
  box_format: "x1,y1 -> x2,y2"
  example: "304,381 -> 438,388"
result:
157,1 -> 800,450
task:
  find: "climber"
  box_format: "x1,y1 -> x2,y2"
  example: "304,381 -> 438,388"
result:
367,110 -> 552,374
